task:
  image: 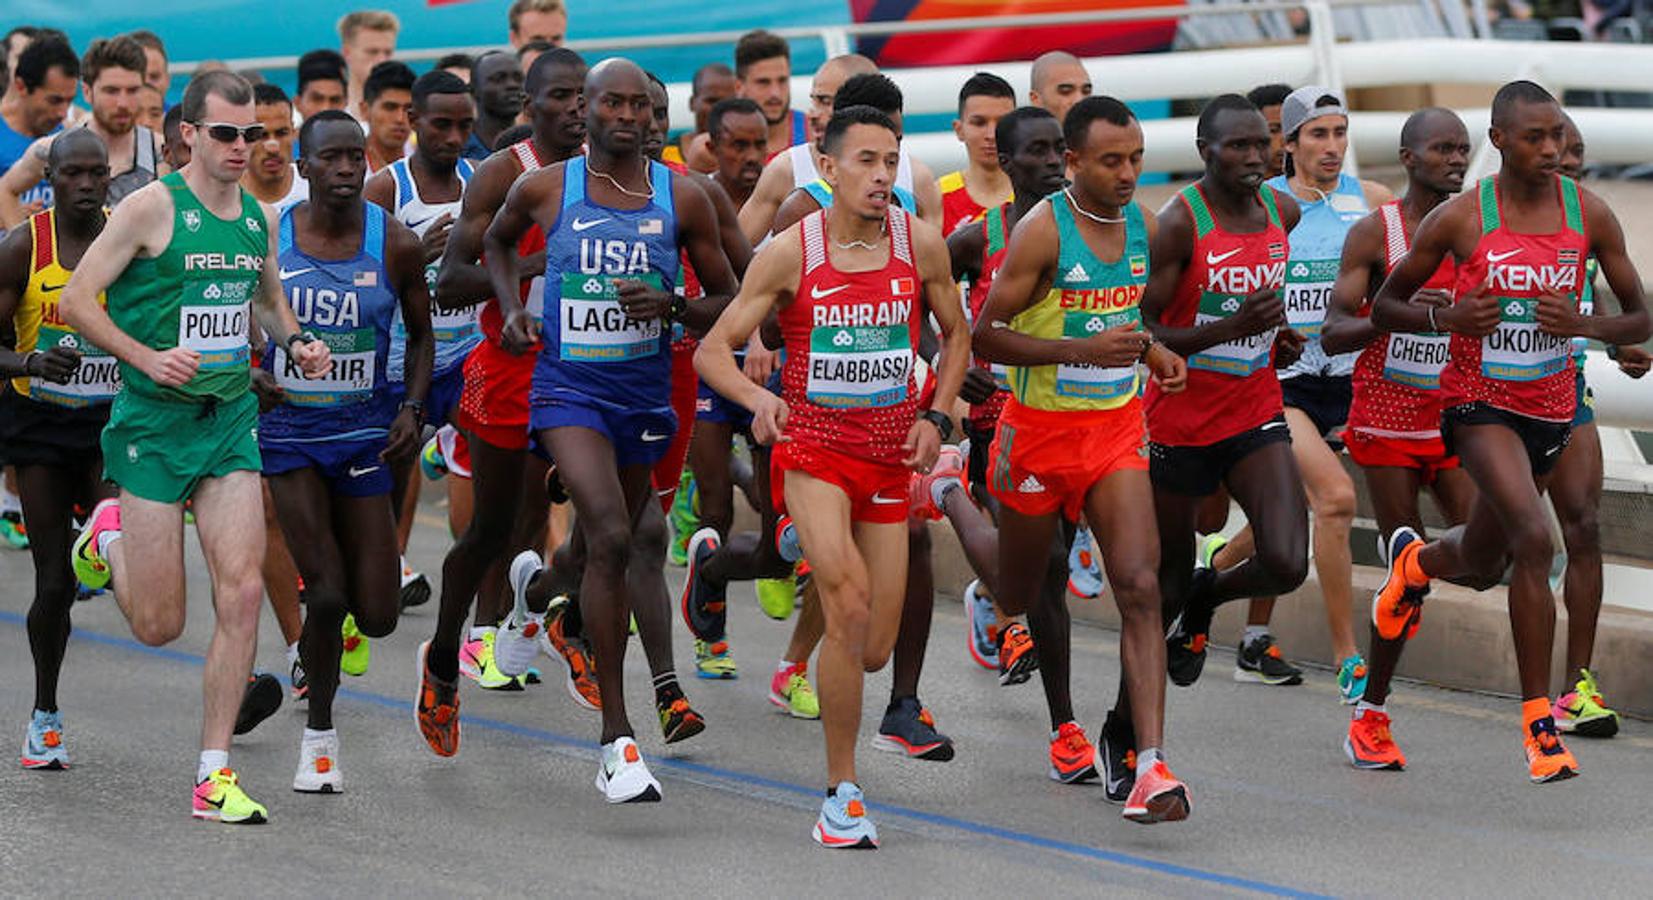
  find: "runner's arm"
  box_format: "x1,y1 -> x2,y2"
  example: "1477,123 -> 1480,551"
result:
254,202 -> 330,377
675,175 -> 739,332
1140,198 -> 1260,356
384,220 -> 433,459
771,188 -> 818,237
700,173 -> 753,278
363,169 -> 396,214
0,228 -> 36,377
1321,214 -> 1389,355
914,220 -> 969,415
1372,198 -> 1477,334
433,154 -> 514,308
910,158 -> 944,230
694,227 -> 799,414
736,153 -> 794,246
973,202 -> 1064,365
1361,179 -> 1397,209
1569,193 -> 1651,346
0,136 -> 51,230
946,221 -> 985,284
480,168 -> 551,351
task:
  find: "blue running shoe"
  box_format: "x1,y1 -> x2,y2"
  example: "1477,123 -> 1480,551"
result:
813,782 -> 879,849
1067,527 -> 1104,599
1337,654 -> 1369,705
419,434 -> 448,482
21,710 -> 68,770
963,579 -> 998,670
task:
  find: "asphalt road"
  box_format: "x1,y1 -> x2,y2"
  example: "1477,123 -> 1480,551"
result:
1,496 -> 1649,898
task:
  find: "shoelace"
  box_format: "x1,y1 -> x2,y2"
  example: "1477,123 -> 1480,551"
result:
41,729 -> 61,749
1056,729 -> 1090,755
1123,749 -> 1137,770
1264,645 -> 1285,660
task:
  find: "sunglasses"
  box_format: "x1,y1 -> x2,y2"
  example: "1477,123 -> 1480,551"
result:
194,121 -> 268,144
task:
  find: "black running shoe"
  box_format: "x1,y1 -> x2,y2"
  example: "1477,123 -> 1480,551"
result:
1233,632 -> 1304,686
679,528 -> 727,642
234,672 -> 283,736
873,696 -> 955,762
1099,709 -> 1137,804
1166,568 -> 1215,687
399,567 -> 432,610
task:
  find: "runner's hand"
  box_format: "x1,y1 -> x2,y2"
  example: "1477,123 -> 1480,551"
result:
959,367 -> 998,405
1534,289 -> 1582,337
1617,345 -> 1652,379
1146,343 -> 1187,394
904,417 -> 941,472
142,346 -> 200,387
615,279 -> 672,322
293,337 -> 332,378
501,308 -> 539,355
749,391 -> 790,446
250,368 -> 286,412
1234,288 -> 1285,336
1272,328 -> 1306,369
420,213 -> 454,264
1408,288 -> 1453,308
1439,280 -> 1500,337
1076,321 -> 1151,367
743,340 -> 778,384
382,406 -> 420,461
30,346 -> 82,383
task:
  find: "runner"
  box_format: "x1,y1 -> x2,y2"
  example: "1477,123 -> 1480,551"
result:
360,61 -> 414,174
474,58 -> 737,801
1368,80 -> 1649,783
697,104 -> 969,846
61,70 -> 332,822
1027,51 -> 1092,124
1140,94 -> 1309,689
1318,107 -> 1476,767
938,72 -> 1015,236
733,30 -> 807,159
337,10 -> 399,120
706,97 -> 767,210
1246,84 -> 1292,180
0,130 -> 115,769
294,50 -> 349,122
242,84 -> 308,211
666,62 -> 736,171
507,0 -> 569,49
974,95 -> 1191,822
463,51 -> 525,161
0,36 -> 77,217
256,109 -> 432,792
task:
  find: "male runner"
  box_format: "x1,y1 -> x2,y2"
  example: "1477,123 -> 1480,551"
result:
128,29 -> 168,93
474,58 -> 736,801
1,36 -> 162,228
0,37 -> 77,216
1027,51 -> 1092,124
938,72 -> 1015,235
975,95 -> 1191,822
697,105 -> 968,846
1319,107 -> 1477,768
1369,81 -> 1649,783
338,10 -> 399,119
295,50 -> 349,122
667,62 -> 736,171
62,71 -> 332,822
508,0 -> 569,49
733,30 -> 807,158
1140,94 -> 1309,689
706,98 -> 767,210
1247,84 -> 1292,180
360,61 -> 415,174
464,51 -> 525,161
242,84 -> 308,211
0,130 -> 114,769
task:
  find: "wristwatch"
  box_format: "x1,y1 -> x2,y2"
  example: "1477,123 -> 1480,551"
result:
920,408 -> 953,442
398,398 -> 425,425
286,330 -> 318,351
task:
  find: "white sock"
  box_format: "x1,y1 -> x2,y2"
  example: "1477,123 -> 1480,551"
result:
1242,625 -> 1269,645
0,483 -> 20,516
1136,747 -> 1162,779
469,625 -> 496,641
198,749 -> 230,783
97,529 -> 123,559
286,641 -> 300,667
776,659 -> 800,675
1356,700 -> 1386,716
303,727 -> 337,744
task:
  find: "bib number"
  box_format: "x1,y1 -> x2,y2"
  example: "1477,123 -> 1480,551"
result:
179,293 -> 251,370
557,272 -> 663,362
31,326 -> 119,407
807,324 -> 912,408
1283,258 -> 1338,338
1188,292 -> 1273,376
1482,297 -> 1570,382
1055,308 -> 1141,401
275,327 -> 376,405
1382,333 -> 1449,390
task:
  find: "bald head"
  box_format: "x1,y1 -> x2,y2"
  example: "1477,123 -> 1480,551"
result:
587,57 -> 647,96
1029,51 -> 1091,124
49,128 -> 110,168
1399,107 -> 1465,153
819,53 -> 877,82
808,54 -> 879,138
585,58 -> 652,155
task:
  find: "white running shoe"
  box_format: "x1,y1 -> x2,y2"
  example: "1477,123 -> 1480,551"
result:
292,731 -> 344,793
595,736 -> 661,803
494,550 -> 545,677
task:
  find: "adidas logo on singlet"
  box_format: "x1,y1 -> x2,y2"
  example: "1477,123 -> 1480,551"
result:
1064,263 -> 1089,283
1017,475 -> 1046,494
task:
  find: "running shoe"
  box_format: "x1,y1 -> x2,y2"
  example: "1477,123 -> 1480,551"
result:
813,782 -> 878,849
1345,708 -> 1406,770
658,695 -> 707,744
1197,531 -> 1227,570
1553,669 -> 1620,738
964,578 -> 999,670
1067,526 -> 1105,599
1337,655 -> 1370,705
1234,632 -> 1304,686
1524,715 -> 1580,784
543,463 -> 569,504
908,445 -> 963,521
290,657 -> 309,702
667,470 -> 697,567
874,696 -> 955,761
1165,616 -> 1208,688
769,663 -> 820,719
192,767 -> 268,824
21,710 -> 67,770
399,560 -> 431,610
340,614 -> 369,676
997,622 -> 1038,686
596,736 -> 661,803
694,639 -> 738,680
1372,526 -> 1428,641
1048,721 -> 1099,784
419,434 -> 448,481
545,608 -> 601,711
472,632 -> 526,692
292,730 -> 343,793
233,673 -> 283,736
0,512 -> 27,550
756,573 -> 797,620
681,527 -> 727,642
70,498 -> 120,591
1099,710 -> 1136,803
1122,760 -> 1191,824
494,550 -> 546,678
774,514 -> 803,564
414,640 -> 460,757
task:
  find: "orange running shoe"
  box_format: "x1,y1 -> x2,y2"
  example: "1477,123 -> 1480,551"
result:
414,641 -> 460,757
1524,716 -> 1580,784
1372,527 -> 1429,641
1344,708 -> 1407,770
546,612 -> 602,711
996,621 -> 1038,687
1048,721 -> 1099,784
1122,760 -> 1191,824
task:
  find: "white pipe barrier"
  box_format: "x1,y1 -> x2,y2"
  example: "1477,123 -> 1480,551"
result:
1585,349 -> 1653,431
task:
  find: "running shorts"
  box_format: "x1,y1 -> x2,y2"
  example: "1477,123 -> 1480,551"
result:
457,339 -> 534,451
771,442 -> 909,525
652,339 -> 700,510
391,366 -> 466,429
1571,369 -> 1595,428
1280,373 -> 1352,438
1344,429 -> 1459,483
101,390 -> 261,504
1149,414 -> 1292,497
0,390 -> 107,469
988,400 -> 1148,521
530,391 -> 678,469
262,436 -> 394,497
1441,402 -> 1572,477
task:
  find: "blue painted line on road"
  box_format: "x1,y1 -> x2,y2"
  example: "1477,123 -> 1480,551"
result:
3,610 -> 1324,898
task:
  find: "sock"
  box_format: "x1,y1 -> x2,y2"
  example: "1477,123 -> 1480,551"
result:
1242,625 -> 1269,645
930,475 -> 962,511
1136,747 -> 1162,779
653,671 -> 682,705
1400,543 -> 1429,587
0,483 -> 20,516
197,749 -> 229,783
302,727 -> 336,743
1522,696 -> 1552,728
97,529 -> 123,559
1355,700 -> 1386,716
776,659 -> 802,676
286,641 -> 300,667
469,625 -> 496,641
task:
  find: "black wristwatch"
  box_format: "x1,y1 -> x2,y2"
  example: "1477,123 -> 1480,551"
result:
286,330 -> 318,351
1606,344 -> 1621,361
920,408 -> 953,442
398,399 -> 425,425
668,293 -> 689,322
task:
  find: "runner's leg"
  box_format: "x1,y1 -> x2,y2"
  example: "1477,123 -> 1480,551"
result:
1086,468 -> 1166,750
188,470 -> 267,757
267,468 -> 350,730
1548,421 -> 1602,677
430,436 -> 525,682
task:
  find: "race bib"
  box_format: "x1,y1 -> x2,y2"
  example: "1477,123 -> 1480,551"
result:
179,289 -> 251,370
1482,297 -> 1570,382
275,327 -> 376,405
1188,291 -> 1273,376
424,262 -> 482,346
1283,259 -> 1338,338
807,324 -> 912,408
1054,308 -> 1141,401
557,272 -> 663,362
1382,332 -> 1449,390
30,326 -> 119,407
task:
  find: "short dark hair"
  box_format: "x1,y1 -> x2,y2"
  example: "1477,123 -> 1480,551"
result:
81,36 -> 147,86
296,49 -> 347,96
1197,93 -> 1260,144
126,29 -> 166,59
708,97 -> 763,138
821,105 -> 897,157
494,123 -> 534,151
1064,95 -> 1135,149
524,46 -> 584,96
516,39 -> 554,59
298,108 -> 362,157
691,62 -> 733,99
1246,83 -> 1292,110
994,105 -> 1056,156
1491,79 -> 1557,129
162,102 -> 186,139
833,73 -> 902,117
1399,106 -> 1462,153
181,70 -> 253,122
364,60 -> 416,105
957,72 -> 1014,116
734,30 -> 789,77
645,70 -> 667,97
413,69 -> 470,110
435,52 -> 475,73
252,82 -> 290,108
16,37 -> 79,91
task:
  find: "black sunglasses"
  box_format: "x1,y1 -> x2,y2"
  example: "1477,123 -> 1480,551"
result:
194,121 -> 268,144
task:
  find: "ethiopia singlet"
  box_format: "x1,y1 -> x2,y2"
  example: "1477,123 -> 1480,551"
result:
779,208 -> 923,465
1267,171 -> 1367,378
1348,201 -> 1454,440
261,203 -> 398,443
1005,194 -> 1149,415
1442,175 -> 1588,423
107,172 -> 264,403
1144,183 -> 1288,447
536,155 -> 679,410
385,156 -> 478,381
9,209 -> 118,406
963,202 -> 1014,430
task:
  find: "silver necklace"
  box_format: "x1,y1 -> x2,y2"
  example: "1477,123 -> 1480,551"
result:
831,218 -> 887,251
586,160 -> 654,200
1064,188 -> 1126,225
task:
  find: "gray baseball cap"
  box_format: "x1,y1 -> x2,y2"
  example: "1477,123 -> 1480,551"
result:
1280,85 -> 1347,138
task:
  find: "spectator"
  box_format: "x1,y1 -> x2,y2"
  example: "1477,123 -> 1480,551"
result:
509,0 -> 569,49
339,9 -> 400,118
296,49 -> 349,121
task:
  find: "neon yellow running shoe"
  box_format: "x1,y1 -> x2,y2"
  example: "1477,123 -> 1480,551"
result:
460,632 -> 524,692
694,639 -> 738,680
756,575 -> 796,621
71,499 -> 120,591
340,614 -> 370,677
1197,532 -> 1228,570
192,767 -> 268,824
1553,668 -> 1620,738
768,663 -> 819,719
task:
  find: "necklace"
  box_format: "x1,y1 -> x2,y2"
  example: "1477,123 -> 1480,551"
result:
831,217 -> 887,251
586,160 -> 654,200
1064,188 -> 1126,225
